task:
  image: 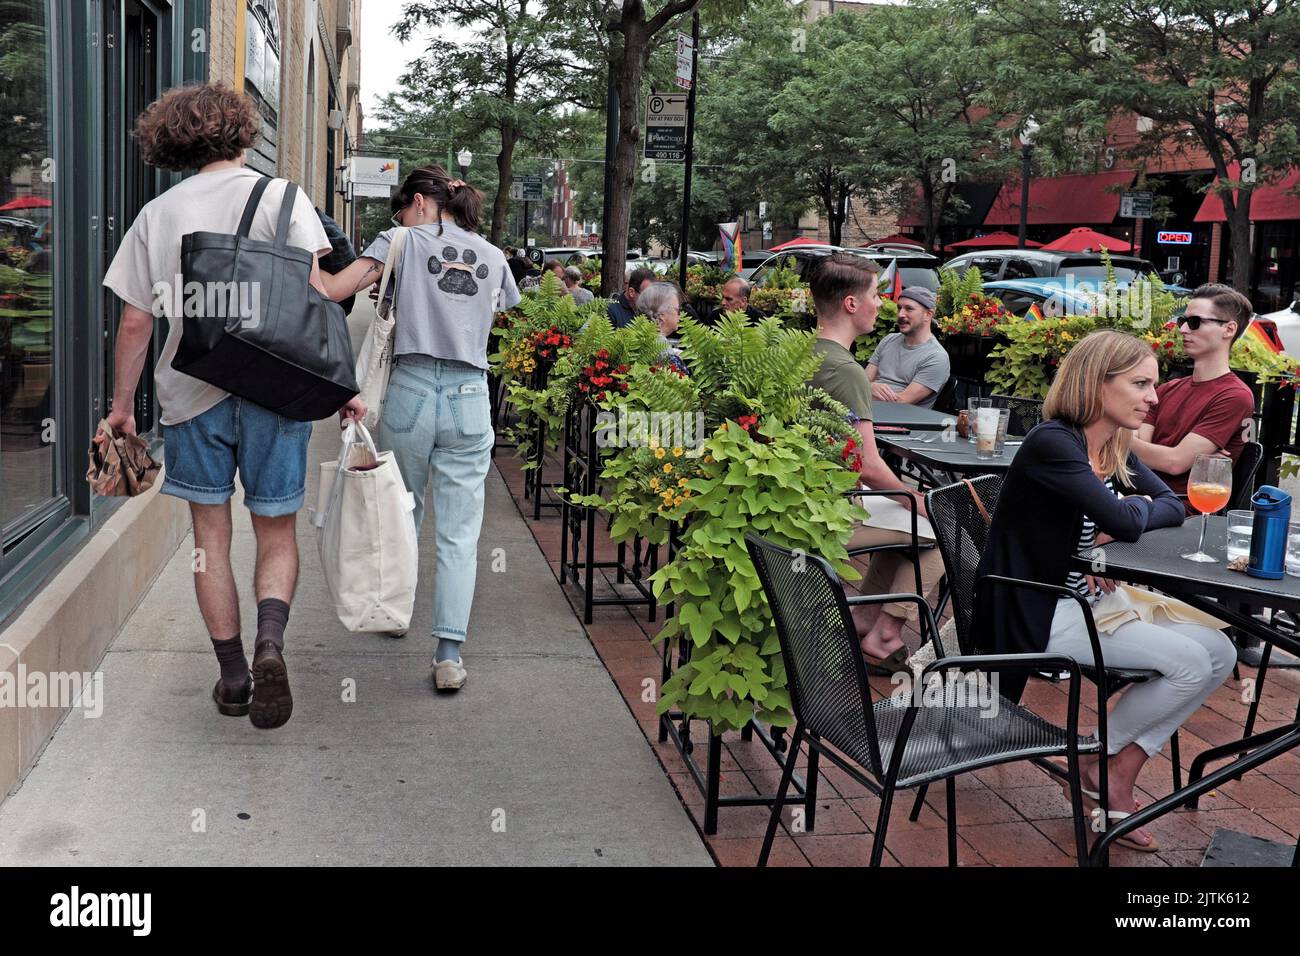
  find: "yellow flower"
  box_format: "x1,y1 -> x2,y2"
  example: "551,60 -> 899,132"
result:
654,447 -> 666,459
703,454 -> 714,463
677,477 -> 687,487
649,477 -> 661,491
663,463 -> 673,474
672,446 -> 684,457
648,436 -> 661,450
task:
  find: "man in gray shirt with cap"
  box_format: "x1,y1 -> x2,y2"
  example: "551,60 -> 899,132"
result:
867,285 -> 950,408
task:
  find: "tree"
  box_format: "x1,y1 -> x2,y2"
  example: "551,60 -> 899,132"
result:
832,0 -> 1017,251
0,0 -> 49,185
599,0 -> 705,293
980,0 -> 1300,292
394,1 -> 582,245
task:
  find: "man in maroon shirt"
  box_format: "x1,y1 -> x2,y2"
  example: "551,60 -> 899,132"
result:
1133,284 -> 1256,513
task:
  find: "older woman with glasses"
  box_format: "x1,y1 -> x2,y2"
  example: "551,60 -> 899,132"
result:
636,280 -> 689,375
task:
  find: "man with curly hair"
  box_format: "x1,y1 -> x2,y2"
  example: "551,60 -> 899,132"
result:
102,82 -> 365,729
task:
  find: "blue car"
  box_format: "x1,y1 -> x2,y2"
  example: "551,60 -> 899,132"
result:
983,277 -> 1191,320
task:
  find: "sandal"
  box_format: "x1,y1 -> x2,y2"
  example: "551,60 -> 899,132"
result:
862,646 -> 910,676
1089,806 -> 1160,853
1054,773 -> 1159,852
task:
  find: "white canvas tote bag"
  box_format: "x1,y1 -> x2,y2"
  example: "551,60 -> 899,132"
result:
310,422 -> 418,632
354,226 -> 409,430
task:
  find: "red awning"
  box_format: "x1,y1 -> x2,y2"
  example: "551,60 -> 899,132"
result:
1194,165 -> 1300,223
944,230 -> 1042,251
865,233 -> 924,247
767,236 -> 825,251
983,170 -> 1135,226
1041,226 -> 1132,253
0,195 -> 51,211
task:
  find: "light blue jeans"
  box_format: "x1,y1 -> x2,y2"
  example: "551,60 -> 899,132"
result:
1048,597 -> 1236,757
378,355 -> 494,646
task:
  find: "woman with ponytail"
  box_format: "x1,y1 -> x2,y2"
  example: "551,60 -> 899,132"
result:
321,166 -> 521,691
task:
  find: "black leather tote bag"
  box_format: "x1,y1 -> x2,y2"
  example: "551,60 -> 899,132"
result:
173,177 -> 358,421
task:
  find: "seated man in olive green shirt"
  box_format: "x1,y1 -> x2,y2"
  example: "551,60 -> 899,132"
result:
807,254 -> 944,666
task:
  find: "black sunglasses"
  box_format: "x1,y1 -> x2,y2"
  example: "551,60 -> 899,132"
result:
1178,313 -> 1233,330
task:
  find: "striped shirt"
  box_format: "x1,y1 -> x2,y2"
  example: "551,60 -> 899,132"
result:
1065,477 -> 1116,598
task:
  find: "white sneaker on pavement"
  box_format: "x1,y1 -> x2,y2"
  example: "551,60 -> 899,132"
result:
432,658 -> 467,691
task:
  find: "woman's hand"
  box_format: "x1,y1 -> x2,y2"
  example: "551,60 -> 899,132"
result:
1084,574 -> 1118,598
1094,531 -> 1115,547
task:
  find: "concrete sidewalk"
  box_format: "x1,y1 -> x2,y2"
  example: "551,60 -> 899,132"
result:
0,306 -> 710,866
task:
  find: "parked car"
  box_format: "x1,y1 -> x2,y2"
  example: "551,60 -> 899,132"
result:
945,248 -> 1189,293
748,245 -> 940,293
1263,298 -> 1300,356
982,278 -> 1100,318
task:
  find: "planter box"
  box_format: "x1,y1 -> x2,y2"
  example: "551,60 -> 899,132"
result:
941,332 -> 1006,383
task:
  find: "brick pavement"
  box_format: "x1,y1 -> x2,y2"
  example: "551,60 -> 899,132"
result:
495,444 -> 1300,867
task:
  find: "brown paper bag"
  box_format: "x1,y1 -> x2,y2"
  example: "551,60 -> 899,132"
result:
86,419 -> 161,497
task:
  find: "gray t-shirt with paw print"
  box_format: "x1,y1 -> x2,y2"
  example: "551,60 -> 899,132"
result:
361,221 -> 520,369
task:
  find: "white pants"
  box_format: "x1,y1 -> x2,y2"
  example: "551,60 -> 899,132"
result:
1047,597 -> 1236,757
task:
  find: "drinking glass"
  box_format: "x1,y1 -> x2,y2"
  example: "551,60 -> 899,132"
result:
1226,510 -> 1253,561
975,406 -> 1001,460
1286,522 -> 1300,578
967,398 -> 991,443
1182,454 -> 1233,562
991,408 -> 1011,457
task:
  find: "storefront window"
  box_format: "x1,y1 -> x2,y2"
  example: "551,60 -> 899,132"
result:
0,0 -> 58,543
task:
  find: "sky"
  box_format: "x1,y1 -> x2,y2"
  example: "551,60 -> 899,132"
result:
358,0 -> 428,124
359,0 -> 475,126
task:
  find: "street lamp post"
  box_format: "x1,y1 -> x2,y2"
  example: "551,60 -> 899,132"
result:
1018,117 -> 1039,251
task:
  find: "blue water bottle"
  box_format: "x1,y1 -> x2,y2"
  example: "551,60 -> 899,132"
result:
1247,485 -> 1291,580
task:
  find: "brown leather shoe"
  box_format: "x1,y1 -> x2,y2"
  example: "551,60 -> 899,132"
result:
212,676 -> 252,716
249,640 -> 293,729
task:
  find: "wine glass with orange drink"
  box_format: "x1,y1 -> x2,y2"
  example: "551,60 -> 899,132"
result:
1182,454 -> 1232,562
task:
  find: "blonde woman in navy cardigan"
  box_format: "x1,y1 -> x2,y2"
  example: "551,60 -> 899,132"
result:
974,330 -> 1235,852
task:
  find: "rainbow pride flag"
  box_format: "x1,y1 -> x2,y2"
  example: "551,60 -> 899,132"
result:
718,222 -> 741,273
1026,302 -> 1046,321
878,259 -> 900,301
1245,319 -> 1284,353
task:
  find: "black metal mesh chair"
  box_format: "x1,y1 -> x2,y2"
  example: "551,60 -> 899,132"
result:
931,376 -> 959,415
990,394 -> 1045,437
926,476 -> 1184,795
1228,441 -> 1264,511
746,533 -> 1099,867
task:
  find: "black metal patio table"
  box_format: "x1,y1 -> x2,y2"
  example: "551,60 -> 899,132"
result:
871,401 -> 956,430
876,432 -> 1021,476
1069,517 -> 1300,865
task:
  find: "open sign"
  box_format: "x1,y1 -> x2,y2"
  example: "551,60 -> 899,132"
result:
1157,231 -> 1193,245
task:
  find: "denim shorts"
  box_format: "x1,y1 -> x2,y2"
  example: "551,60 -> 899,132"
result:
162,396 -> 312,516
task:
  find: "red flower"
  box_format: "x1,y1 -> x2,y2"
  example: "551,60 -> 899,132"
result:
736,414 -> 759,431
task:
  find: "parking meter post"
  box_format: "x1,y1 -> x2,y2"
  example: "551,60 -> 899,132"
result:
677,11 -> 700,285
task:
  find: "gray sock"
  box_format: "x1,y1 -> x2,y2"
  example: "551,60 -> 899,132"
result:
256,598 -> 290,652
212,635 -> 249,687
435,638 -> 462,663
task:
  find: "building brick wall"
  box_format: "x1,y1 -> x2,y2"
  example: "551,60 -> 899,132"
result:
203,0 -> 363,233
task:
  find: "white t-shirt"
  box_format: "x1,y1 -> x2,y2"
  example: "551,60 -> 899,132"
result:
103,166 -> 331,425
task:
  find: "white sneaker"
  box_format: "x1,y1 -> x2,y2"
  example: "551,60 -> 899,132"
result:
432,658 -> 467,690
